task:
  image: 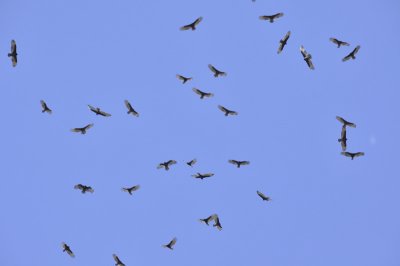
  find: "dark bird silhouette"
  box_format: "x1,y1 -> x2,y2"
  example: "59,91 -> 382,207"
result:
192,172 -> 214,179
277,31 -> 291,54
336,116 -> 356,128
300,45 -> 315,70
61,242 -> 75,258
176,74 -> 192,84
163,237 -> 177,250
259,13 -> 284,23
192,88 -> 214,99
180,17 -> 203,31
8,40 -> 17,67
329,38 -> 350,48
40,100 -> 52,114
341,151 -> 365,160
257,190 -> 271,201
71,123 -> 94,134
113,254 -> 126,266
74,184 -> 94,194
342,45 -> 361,62
208,64 -> 227,77
88,105 -> 111,117
228,160 -> 250,168
218,105 -> 238,116
121,185 -> 140,195
124,100 -> 139,117
157,160 -> 177,171
199,214 -> 217,225
186,159 -> 197,167
212,215 -> 222,231
338,125 -> 347,151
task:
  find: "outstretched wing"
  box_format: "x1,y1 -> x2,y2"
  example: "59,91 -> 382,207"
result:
88,105 -> 97,112
342,53 -> 352,62
341,152 -> 351,157
259,15 -> 271,21
329,38 -> 339,45
124,100 -> 132,110
208,64 -> 217,74
131,185 -> 140,192
300,45 -> 308,58
353,45 -> 360,55
170,237 -> 177,246
340,126 -> 347,151
257,190 -> 266,199
71,128 -> 81,133
10,40 -> 17,54
273,12 -> 284,19
306,58 -> 315,70
354,152 -> 365,158
192,88 -> 203,96
193,17 -> 203,26
84,123 -> 94,130
203,173 -> 214,178
99,110 -> 111,117
240,161 -> 250,165
74,184 -> 83,190
167,160 -> 177,166
228,159 -> 238,165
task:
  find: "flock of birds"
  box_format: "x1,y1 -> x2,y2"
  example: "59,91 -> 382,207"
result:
7,4 -> 364,265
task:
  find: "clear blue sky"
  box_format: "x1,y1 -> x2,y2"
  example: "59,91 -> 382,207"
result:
1,0 -> 400,265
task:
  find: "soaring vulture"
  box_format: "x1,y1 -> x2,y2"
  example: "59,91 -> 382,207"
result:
228,160 -> 250,168
74,184 -> 94,194
218,105 -> 238,116
8,40 -> 17,67
113,254 -> 126,266
186,159 -> 197,167
300,45 -> 315,70
342,45 -> 361,62
40,100 -> 52,114
180,17 -> 203,31
163,237 -> 177,250
61,242 -> 75,258
192,88 -> 214,99
277,31 -> 291,54
338,125 -> 347,151
124,100 -> 139,117
192,172 -> 214,179
336,116 -> 356,128
157,160 -> 177,171
88,105 -> 111,117
70,123 -> 94,134
329,38 -> 350,48
259,13 -> 284,23
176,74 -> 192,84
257,190 -> 271,201
121,185 -> 140,195
208,64 -> 227,77
341,152 -> 365,160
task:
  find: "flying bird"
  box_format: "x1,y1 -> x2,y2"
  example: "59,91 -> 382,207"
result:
74,184 -> 94,194
157,160 -> 177,171
338,125 -> 347,151
336,116 -> 356,128
61,242 -> 75,258
341,151 -> 365,160
71,123 -> 94,134
113,254 -> 126,266
342,45 -> 361,62
277,31 -> 291,54
300,45 -> 315,70
163,237 -> 177,250
88,105 -> 111,117
186,159 -> 197,167
257,190 -> 271,201
259,13 -> 284,23
192,172 -> 214,179
199,214 -> 217,226
176,74 -> 192,84
40,100 -> 52,114
121,185 -> 140,195
228,160 -> 250,168
8,40 -> 17,67
180,17 -> 203,31
212,215 -> 222,231
218,105 -> 238,116
208,64 -> 227,77
124,100 -> 139,117
329,38 -> 350,48
192,88 -> 214,99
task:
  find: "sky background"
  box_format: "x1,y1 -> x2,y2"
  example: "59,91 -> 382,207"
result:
1,0 -> 400,265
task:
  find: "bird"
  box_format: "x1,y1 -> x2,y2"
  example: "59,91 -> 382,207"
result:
212,215 -> 222,231
88,105 -> 111,117
218,105 -> 238,116
192,88 -> 214,99
300,45 -> 315,70
176,74 -> 192,84
338,125 -> 347,151
277,31 -> 291,54
163,237 -> 177,250
40,100 -> 52,114
199,214 -> 217,225
124,100 -> 139,117
342,45 -> 361,62
8,40 -> 17,67
74,184 -> 94,194
121,185 -> 140,195
70,123 -> 94,134
113,254 -> 126,266
341,151 -> 365,160
186,159 -> 197,167
61,242 -> 75,258
180,17 -> 203,31
208,64 -> 227,77
329,38 -> 350,48
257,191 -> 271,201
336,116 -> 356,128
157,160 -> 177,171
228,160 -> 250,168
192,172 -> 214,179
259,13 -> 284,23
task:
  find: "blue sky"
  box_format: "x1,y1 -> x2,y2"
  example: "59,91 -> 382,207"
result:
1,0 -> 400,265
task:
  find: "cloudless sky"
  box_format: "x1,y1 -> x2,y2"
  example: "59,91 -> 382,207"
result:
1,0 -> 400,265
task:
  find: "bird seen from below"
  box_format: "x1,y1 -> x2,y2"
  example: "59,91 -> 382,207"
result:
157,160 -> 177,171
124,100 -> 139,117
342,45 -> 361,62
228,160 -> 250,168
113,254 -> 126,266
208,64 -> 227,77
300,45 -> 315,70
257,190 -> 271,201
218,105 -> 238,116
8,40 -> 17,67
277,31 -> 291,54
192,88 -> 214,99
180,17 -> 203,31
61,242 -> 75,258
338,125 -> 347,151
259,13 -> 284,23
186,159 -> 197,167
121,185 -> 140,195
163,237 -> 177,250
329,38 -> 350,48
341,151 -> 365,160
40,100 -> 52,114
88,105 -> 111,117
74,184 -> 94,194
192,172 -> 214,180
336,116 -> 356,128
71,123 -> 94,134
176,74 -> 192,84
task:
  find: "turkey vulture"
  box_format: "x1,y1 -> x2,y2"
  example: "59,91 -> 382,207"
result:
338,125 -> 347,151
329,38 -> 350,48
300,45 -> 315,70
259,13 -> 284,23
192,172 -> 214,179
113,254 -> 126,266
71,123 -> 94,134
176,74 -> 192,84
218,105 -> 238,116
186,159 -> 197,167
257,190 -> 271,201
342,45 -> 361,62
8,40 -> 17,67
163,237 -> 177,250
199,214 -> 217,225
157,160 -> 177,171
74,184 -> 94,194
124,100 -> 139,117
61,242 -> 75,258
88,105 -> 111,117
212,215 -> 222,231
277,31 -> 291,54
228,160 -> 250,168
341,151 -> 365,160
192,88 -> 214,99
336,116 -> 356,128
40,100 -> 52,114
121,185 -> 140,195
208,64 -> 227,77
180,17 -> 203,31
